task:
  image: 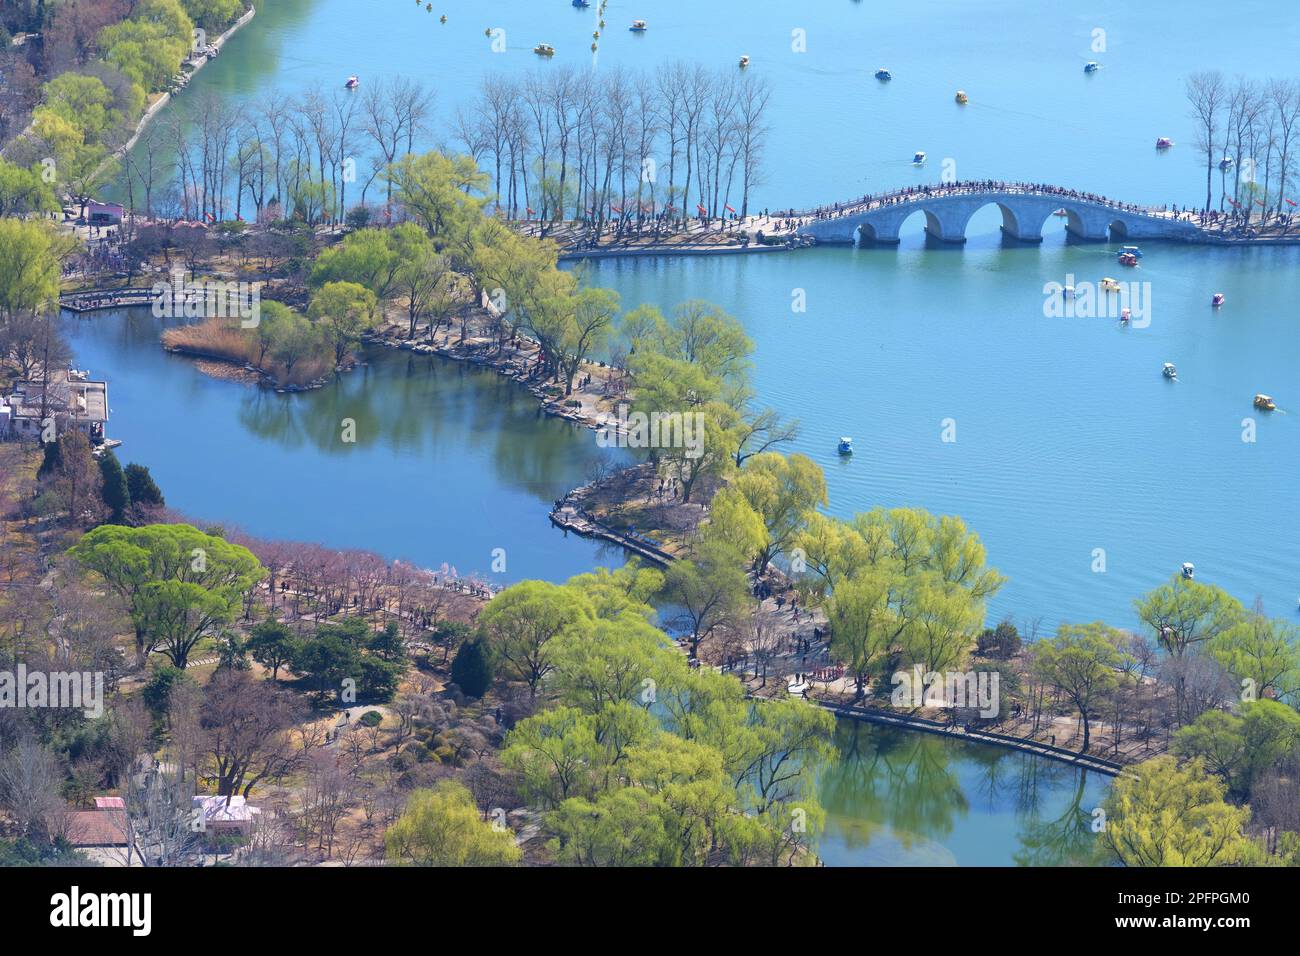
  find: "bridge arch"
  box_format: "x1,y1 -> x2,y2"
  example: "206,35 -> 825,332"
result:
965,199 -> 1052,243
1108,219 -> 1129,239
889,204 -> 968,244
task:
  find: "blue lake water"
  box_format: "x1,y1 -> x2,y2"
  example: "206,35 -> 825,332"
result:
62,308 -> 628,583
98,0 -> 1298,628
76,0 -> 1300,862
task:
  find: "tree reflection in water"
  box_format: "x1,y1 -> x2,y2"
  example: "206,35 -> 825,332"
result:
817,718 -> 1109,866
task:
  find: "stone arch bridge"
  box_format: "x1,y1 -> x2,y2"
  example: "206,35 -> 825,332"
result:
794,182 -> 1204,245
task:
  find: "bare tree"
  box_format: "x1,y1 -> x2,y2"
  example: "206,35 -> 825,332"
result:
201,670 -> 304,800
1187,71 -> 1228,214
0,734 -> 68,842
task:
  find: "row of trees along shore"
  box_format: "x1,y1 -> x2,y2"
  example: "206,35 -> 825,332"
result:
1186,72 -> 1300,220
101,62 -> 772,241
454,65 -> 771,234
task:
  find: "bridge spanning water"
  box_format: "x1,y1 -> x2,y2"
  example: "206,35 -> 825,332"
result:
794,181 -> 1205,246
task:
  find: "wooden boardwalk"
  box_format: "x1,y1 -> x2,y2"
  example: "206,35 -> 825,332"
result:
548,503 -> 674,567
60,288 -> 159,313
809,699 -> 1126,776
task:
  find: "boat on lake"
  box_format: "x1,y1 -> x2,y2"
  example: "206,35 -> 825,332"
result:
1219,156 -> 1235,170
913,150 -> 926,164
345,75 -> 359,89
1212,292 -> 1225,307
534,43 -> 556,56
1182,562 -> 1196,579
1254,394 -> 1276,411
1119,245 -> 1143,259
630,20 -> 647,31
1162,362 -> 1178,379
739,55 -> 750,68
838,437 -> 854,455
1119,252 -> 1138,267
875,68 -> 892,80
1156,136 -> 1174,149
1084,61 -> 1100,73
954,89 -> 969,104
1101,276 -> 1122,292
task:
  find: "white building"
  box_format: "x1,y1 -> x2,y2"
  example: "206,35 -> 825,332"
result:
193,795 -> 262,837
2,368 -> 109,442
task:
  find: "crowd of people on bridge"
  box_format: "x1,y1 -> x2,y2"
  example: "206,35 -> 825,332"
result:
788,180 -> 1173,225
778,180 -> 1299,238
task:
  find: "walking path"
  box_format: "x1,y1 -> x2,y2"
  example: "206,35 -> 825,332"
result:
811,700 -> 1126,777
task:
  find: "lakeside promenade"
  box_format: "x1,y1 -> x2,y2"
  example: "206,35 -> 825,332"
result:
527,180 -> 1300,256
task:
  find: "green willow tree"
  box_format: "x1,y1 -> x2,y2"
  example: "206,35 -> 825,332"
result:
1101,756 -> 1252,866
799,507 -> 1005,704
386,781 -> 522,866
1032,622 -> 1130,753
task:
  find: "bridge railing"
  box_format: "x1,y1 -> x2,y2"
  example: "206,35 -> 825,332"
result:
786,181 -> 1170,223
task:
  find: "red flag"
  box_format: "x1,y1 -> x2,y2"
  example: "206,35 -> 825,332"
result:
1254,199 -> 1265,207
1286,198 -> 1297,207
725,204 -> 736,214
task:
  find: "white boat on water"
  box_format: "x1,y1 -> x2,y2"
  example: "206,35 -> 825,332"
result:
838,437 -> 853,455
912,150 -> 926,164
345,75 -> 359,89
630,20 -> 647,32
1162,362 -> 1177,379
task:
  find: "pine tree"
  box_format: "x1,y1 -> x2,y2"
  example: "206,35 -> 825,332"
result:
124,462 -> 165,508
450,637 -> 494,698
98,450 -> 130,524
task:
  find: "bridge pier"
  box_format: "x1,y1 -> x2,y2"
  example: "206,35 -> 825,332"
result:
924,224 -> 967,243
859,222 -> 900,245
1001,225 -> 1043,243
1064,221 -> 1111,242
1064,207 -> 1114,242
922,209 -> 968,244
